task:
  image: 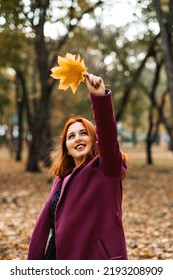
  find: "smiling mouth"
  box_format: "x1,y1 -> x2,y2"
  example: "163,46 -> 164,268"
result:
75,144 -> 86,150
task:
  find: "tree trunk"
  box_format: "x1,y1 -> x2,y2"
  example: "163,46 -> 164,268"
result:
146,108 -> 153,165
169,137 -> 173,151
26,128 -> 43,172
16,71 -> 24,161
25,0 -> 105,172
152,0 -> 173,143
146,107 -> 161,165
148,87 -> 173,151
40,123 -> 53,167
145,58 -> 164,164
26,92 -> 51,171
147,141 -> 153,164
116,33 -> 160,121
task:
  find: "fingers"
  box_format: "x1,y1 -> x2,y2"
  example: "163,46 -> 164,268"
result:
85,73 -> 105,95
86,73 -> 103,89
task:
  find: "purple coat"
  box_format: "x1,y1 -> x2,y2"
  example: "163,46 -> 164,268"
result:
28,92 -> 128,260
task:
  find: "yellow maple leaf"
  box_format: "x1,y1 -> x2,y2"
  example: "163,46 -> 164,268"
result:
50,52 -> 88,94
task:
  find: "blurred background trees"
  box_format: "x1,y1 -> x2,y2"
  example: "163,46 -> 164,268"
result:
0,0 -> 172,171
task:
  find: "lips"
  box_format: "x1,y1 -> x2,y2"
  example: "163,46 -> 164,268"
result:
75,144 -> 86,150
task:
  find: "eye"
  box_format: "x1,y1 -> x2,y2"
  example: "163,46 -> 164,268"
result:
68,134 -> 74,139
81,131 -> 88,136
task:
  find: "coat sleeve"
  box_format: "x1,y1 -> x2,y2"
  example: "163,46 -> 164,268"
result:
90,91 -> 123,177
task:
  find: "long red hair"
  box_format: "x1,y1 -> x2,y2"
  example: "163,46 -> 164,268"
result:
50,116 -> 99,178
50,116 -> 128,179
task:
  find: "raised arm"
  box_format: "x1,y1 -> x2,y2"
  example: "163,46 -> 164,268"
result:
86,73 -> 123,177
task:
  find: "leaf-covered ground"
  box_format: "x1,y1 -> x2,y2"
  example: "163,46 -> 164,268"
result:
0,145 -> 173,260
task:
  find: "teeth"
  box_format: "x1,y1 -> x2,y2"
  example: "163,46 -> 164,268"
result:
76,144 -> 85,150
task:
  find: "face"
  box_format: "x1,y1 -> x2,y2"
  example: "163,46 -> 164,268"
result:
66,122 -> 93,166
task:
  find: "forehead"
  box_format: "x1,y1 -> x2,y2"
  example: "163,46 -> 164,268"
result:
67,122 -> 86,134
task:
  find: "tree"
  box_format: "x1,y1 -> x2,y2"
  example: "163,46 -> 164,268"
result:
145,60 -> 163,164
0,0 -> 104,171
152,0 -> 173,148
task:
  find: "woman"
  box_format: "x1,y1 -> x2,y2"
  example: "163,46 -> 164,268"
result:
28,73 -> 128,260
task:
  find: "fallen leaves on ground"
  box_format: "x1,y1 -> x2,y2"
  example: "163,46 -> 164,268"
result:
0,146 -> 173,260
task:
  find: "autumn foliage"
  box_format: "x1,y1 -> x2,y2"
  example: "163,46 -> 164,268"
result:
51,53 -> 88,94
0,146 -> 173,260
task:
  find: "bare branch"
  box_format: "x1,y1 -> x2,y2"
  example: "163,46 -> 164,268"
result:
116,33 -> 160,121
48,1 -> 104,93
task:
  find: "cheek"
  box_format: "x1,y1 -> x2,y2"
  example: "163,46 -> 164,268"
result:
66,140 -> 71,151
66,139 -> 75,150
66,141 -> 72,155
87,137 -> 93,148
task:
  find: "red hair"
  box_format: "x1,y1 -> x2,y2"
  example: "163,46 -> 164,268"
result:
50,116 -> 99,178
50,116 -> 129,179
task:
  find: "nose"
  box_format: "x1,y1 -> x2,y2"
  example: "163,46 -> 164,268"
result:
75,133 -> 81,141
